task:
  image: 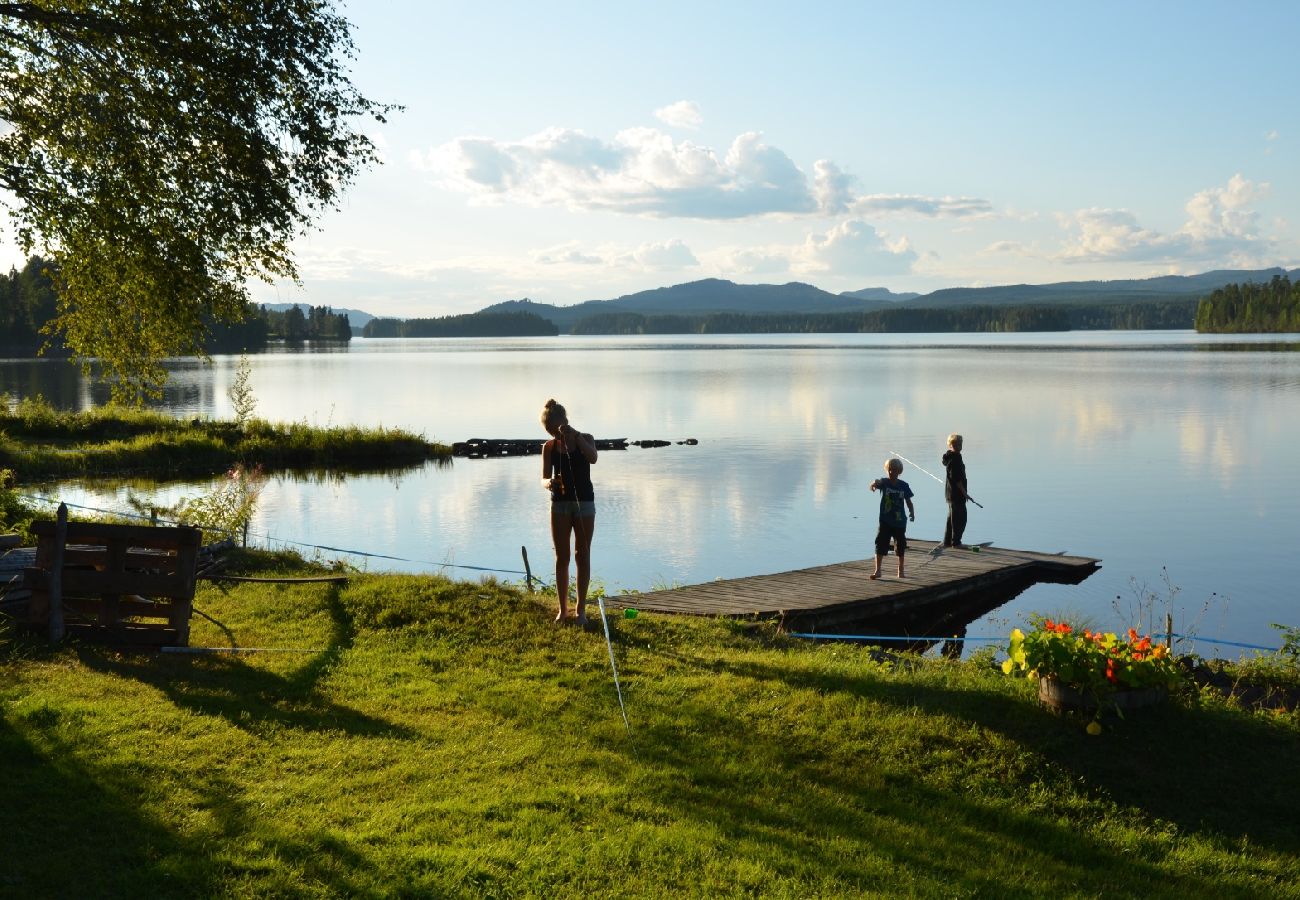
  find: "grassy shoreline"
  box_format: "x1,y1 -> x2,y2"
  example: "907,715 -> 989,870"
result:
0,396 -> 450,483
1,550 -> 1296,897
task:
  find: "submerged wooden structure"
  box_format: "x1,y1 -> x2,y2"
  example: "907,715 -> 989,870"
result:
611,540 -> 1099,632
453,437 -> 696,458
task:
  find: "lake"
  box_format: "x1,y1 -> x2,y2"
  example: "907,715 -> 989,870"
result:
5,332 -> 1299,658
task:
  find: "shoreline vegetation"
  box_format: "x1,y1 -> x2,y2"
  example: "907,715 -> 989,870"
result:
0,395 -> 449,486
0,548 -> 1296,895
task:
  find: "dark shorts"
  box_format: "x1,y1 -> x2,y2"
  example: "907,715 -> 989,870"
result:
552,500 -> 596,517
875,523 -> 907,556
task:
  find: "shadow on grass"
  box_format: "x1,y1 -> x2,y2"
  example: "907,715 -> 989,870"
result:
0,713 -> 383,896
722,653 -> 1300,857
75,584 -> 413,741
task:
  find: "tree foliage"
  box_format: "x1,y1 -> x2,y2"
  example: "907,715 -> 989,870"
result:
363,311 -> 559,338
1195,275 -> 1300,333
0,1 -> 390,396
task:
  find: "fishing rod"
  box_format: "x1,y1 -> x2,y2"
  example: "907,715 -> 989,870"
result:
888,449 -> 984,508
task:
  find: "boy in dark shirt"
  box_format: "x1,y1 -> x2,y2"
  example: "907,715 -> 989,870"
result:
942,433 -> 968,548
869,457 -> 915,579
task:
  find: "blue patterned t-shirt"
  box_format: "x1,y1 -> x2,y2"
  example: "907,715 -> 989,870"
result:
873,477 -> 913,529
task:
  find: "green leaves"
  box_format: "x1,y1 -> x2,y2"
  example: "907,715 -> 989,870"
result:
0,2 -> 394,398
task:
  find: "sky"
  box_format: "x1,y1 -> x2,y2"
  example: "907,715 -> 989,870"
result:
14,1 -> 1300,318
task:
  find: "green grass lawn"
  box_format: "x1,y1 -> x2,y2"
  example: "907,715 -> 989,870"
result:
2,555 -> 1297,898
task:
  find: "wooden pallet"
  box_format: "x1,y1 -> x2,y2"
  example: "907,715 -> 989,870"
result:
25,507 -> 202,646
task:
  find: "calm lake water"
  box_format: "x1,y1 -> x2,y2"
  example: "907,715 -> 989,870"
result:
5,332 -> 1299,657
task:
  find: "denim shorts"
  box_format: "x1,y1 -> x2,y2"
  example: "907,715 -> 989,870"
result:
552,500 -> 596,517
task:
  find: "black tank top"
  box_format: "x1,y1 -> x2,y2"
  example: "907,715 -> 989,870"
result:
551,443 -> 594,502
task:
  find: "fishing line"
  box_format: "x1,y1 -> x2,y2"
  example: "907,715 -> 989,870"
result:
889,449 -> 983,508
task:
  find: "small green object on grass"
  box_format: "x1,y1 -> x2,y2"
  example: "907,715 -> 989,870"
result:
624,608 -> 639,619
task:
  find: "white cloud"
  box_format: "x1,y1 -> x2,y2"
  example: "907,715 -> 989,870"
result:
1056,174 -> 1273,266
982,240 -> 1028,255
716,248 -> 792,276
795,219 -> 917,276
625,238 -> 699,270
1265,130 -> 1279,141
813,161 -> 853,215
654,100 -> 703,129
418,125 -> 988,224
851,194 -> 993,218
534,242 -> 604,266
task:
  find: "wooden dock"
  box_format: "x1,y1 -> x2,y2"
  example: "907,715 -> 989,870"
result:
611,540 -> 1099,630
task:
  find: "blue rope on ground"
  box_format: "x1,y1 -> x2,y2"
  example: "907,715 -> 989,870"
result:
13,496 -> 1287,650
788,632 -> 1002,644
16,492 -> 531,579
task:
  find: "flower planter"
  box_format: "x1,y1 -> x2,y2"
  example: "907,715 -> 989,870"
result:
1038,677 -> 1165,713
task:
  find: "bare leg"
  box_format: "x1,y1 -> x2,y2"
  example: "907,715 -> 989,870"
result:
573,515 -> 595,623
870,554 -> 883,579
896,552 -> 905,578
550,511 -> 573,621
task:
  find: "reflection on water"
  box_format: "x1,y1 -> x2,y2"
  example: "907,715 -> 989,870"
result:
8,332 -> 1300,657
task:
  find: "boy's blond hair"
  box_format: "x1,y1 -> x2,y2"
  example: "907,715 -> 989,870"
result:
885,457 -> 903,476
947,433 -> 963,448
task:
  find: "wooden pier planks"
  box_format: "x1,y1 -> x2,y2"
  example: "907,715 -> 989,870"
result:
612,540 -> 1098,623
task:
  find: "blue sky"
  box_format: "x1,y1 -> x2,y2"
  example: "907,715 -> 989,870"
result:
16,2 -> 1300,317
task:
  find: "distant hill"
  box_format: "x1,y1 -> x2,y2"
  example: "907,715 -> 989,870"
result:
902,267 -> 1300,309
840,287 -> 921,302
481,279 -> 893,330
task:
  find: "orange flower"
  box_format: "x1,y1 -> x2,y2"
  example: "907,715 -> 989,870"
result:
1127,628 -> 1139,641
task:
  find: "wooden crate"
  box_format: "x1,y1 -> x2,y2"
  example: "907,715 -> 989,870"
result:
26,516 -> 202,646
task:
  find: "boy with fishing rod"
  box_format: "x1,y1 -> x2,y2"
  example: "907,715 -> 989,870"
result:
941,433 -> 970,549
890,441 -> 981,548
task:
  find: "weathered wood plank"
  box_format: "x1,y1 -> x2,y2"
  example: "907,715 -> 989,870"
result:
612,541 -> 1099,624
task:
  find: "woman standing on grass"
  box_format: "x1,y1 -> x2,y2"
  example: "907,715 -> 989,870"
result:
540,399 -> 598,625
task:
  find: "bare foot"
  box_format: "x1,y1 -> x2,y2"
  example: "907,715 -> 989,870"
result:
869,572 -> 881,580
555,610 -> 570,624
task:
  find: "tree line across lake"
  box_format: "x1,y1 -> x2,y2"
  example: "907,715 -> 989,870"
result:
363,299 -> 1198,336
1194,274 -> 1299,333
0,257 -> 351,355
4,255 -> 1294,352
